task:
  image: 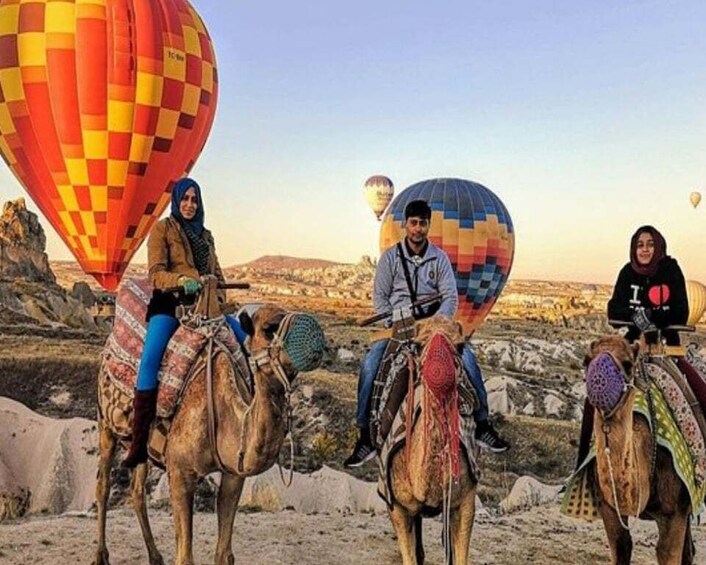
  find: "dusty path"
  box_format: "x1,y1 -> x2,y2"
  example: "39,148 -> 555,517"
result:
1,505 -> 705,564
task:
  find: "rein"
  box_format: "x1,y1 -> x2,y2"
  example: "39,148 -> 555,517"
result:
598,352 -> 657,530
236,314 -> 297,486
182,312 -> 295,482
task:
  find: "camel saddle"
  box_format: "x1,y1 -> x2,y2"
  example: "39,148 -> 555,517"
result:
562,380 -> 706,521
99,277 -> 251,468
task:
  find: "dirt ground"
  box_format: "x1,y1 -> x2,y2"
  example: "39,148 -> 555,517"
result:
1,505 -> 705,564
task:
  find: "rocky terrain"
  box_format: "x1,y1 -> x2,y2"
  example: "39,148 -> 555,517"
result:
2,203 -> 706,562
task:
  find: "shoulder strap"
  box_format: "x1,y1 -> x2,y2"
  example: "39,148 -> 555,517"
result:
397,243 -> 423,318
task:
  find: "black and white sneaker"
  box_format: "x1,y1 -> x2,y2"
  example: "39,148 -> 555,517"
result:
475,421 -> 510,453
344,438 -> 377,468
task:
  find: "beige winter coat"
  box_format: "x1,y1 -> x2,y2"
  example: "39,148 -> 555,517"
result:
147,217 -> 226,303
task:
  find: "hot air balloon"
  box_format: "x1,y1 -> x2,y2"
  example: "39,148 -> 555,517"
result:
686,280 -> 706,325
364,175 -> 394,221
380,178 -> 514,335
690,192 -> 702,209
0,0 -> 218,290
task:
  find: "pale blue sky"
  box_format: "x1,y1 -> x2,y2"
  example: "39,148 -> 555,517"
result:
1,0 -> 705,284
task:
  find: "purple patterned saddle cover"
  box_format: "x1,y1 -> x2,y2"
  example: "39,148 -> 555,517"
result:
102,278 -> 242,418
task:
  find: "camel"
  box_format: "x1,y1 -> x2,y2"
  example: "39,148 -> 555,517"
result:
384,319 -> 478,565
586,335 -> 694,565
92,301 -> 324,565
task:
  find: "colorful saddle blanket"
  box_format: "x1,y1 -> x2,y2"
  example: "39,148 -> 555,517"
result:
377,379 -> 478,508
561,382 -> 706,521
101,278 -> 245,419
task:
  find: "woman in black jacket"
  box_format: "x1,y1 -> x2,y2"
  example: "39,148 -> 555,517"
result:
607,225 -> 688,345
575,225 -> 700,470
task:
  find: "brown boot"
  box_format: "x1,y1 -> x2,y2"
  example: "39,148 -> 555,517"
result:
122,389 -> 158,468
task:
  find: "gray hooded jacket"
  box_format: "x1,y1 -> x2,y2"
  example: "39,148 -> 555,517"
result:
373,240 -> 458,317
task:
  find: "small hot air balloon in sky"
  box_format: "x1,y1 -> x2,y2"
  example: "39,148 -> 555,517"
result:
380,177 -> 515,335
0,0 -> 218,290
690,192 -> 702,209
364,175 -> 394,221
686,280 -> 706,325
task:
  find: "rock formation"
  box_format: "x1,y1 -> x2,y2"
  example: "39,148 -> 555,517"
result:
0,198 -> 55,284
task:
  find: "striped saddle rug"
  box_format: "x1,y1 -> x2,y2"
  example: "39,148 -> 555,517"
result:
101,278 -> 246,419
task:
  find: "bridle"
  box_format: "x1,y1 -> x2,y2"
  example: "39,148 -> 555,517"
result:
590,349 -> 657,530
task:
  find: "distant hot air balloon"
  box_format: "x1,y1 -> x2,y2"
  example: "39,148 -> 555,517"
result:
686,280 -> 706,325
0,0 -> 218,290
690,192 -> 702,209
364,175 -> 394,221
380,178 -> 514,335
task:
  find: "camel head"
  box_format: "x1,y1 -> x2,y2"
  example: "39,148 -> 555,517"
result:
584,335 -> 639,417
239,304 -> 325,383
416,316 -> 465,402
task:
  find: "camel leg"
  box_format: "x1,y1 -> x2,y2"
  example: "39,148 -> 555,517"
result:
389,503 -> 419,565
681,519 -> 695,565
92,421 -> 116,565
450,487 -> 476,565
214,473 -> 245,565
413,515 -> 424,565
655,513 -> 688,565
169,467 -> 198,565
600,503 -> 632,565
130,463 -> 164,565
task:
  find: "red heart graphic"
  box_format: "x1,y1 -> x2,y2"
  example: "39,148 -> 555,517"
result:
648,285 -> 670,306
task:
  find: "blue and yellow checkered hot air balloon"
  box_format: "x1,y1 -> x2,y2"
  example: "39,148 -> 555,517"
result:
380,177 -> 514,335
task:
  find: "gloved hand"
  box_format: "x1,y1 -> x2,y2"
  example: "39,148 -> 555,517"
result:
631,307 -> 656,333
178,276 -> 202,296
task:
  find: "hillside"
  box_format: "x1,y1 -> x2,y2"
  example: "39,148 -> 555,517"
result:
237,255 -> 342,270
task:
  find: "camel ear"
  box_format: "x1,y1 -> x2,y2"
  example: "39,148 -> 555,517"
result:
239,312 -> 255,337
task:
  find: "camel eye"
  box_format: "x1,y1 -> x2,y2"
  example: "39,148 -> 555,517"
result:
262,322 -> 280,338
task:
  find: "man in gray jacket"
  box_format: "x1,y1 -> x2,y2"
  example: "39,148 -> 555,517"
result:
344,199 -> 509,467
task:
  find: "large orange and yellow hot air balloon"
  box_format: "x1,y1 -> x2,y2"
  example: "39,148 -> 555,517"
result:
363,175 -> 394,221
380,178 -> 514,335
686,280 -> 706,325
0,0 -> 218,290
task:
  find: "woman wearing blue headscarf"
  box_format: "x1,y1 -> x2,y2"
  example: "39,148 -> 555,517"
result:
122,177 -> 247,468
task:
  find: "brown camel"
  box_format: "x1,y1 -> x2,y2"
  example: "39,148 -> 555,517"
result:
92,303 -> 324,565
587,335 -> 694,565
385,319 -> 478,565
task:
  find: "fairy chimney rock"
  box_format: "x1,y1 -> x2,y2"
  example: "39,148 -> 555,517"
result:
0,198 -> 56,283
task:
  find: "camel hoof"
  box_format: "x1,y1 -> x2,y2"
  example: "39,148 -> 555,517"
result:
149,554 -> 165,565
91,548 -> 110,565
215,554 -> 234,565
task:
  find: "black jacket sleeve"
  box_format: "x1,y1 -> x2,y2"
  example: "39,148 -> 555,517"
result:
607,265 -> 634,326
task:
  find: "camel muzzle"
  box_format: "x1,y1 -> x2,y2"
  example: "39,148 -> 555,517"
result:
278,313 -> 326,373
585,352 -> 631,417
420,333 -> 459,402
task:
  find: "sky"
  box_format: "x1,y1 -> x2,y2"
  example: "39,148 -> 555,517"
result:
1,0 -> 705,284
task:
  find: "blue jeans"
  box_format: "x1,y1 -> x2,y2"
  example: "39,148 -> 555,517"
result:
136,314 -> 247,391
225,314 -> 248,347
355,339 -> 489,428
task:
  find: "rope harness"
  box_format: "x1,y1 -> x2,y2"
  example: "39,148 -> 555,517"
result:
419,332 -> 463,564
238,313 -> 325,485
586,350 -> 656,531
